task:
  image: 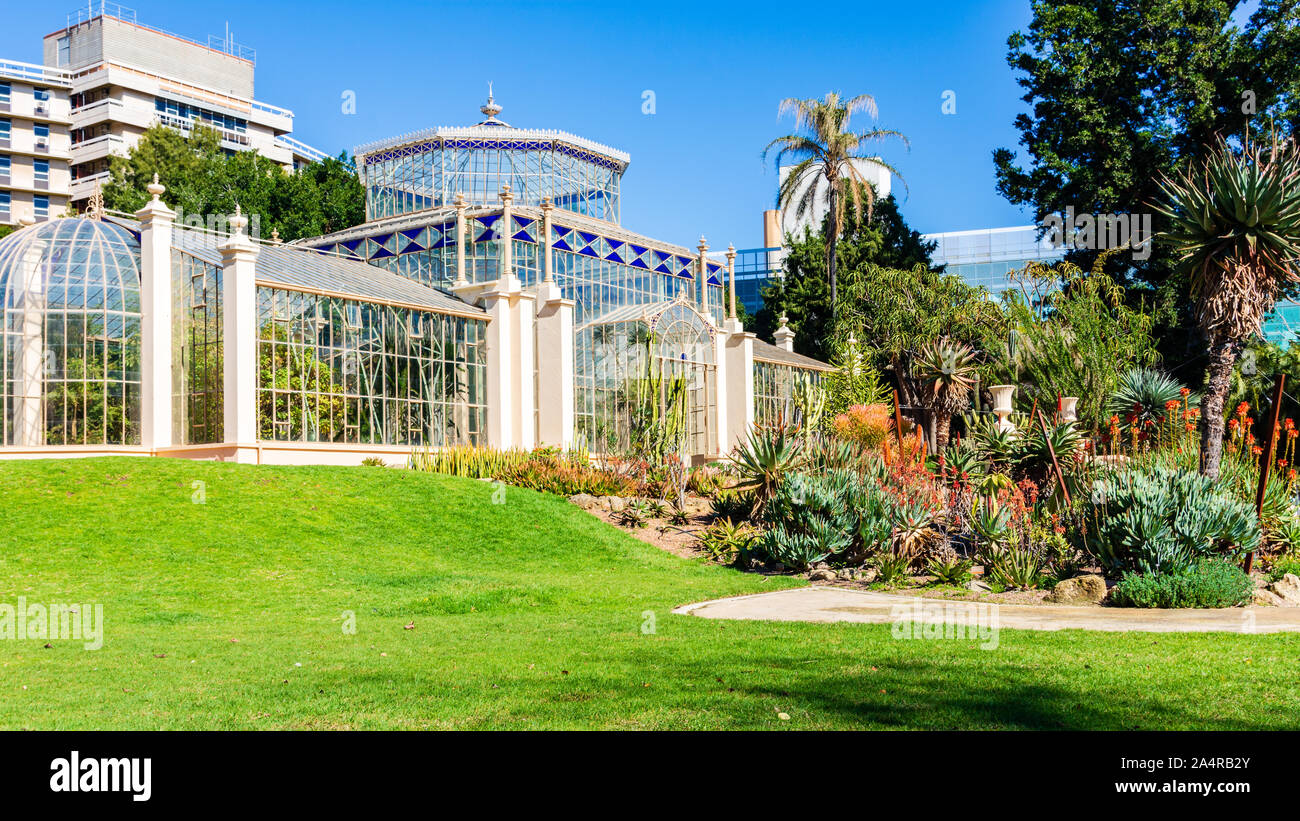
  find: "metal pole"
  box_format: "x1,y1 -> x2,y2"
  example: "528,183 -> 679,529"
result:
1038,409 -> 1071,508
1247,374 -> 1286,574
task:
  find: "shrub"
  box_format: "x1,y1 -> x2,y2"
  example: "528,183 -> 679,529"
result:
710,489 -> 755,523
1081,465 -> 1261,576
927,555 -> 974,586
494,459 -> 636,498
831,403 -> 892,451
732,424 -> 807,516
983,542 -> 1045,590
697,518 -> 759,564
1268,555 -> 1300,582
360,457 -> 387,467
873,551 -> 912,586
758,471 -> 860,570
687,465 -> 724,497
618,500 -> 652,529
1110,560 -> 1254,609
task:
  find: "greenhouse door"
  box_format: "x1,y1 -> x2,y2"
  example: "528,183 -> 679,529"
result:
656,352 -> 716,461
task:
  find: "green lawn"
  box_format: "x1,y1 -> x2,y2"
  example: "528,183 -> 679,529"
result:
0,456 -> 1296,730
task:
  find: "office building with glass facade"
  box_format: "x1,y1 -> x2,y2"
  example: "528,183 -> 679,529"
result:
0,95 -> 829,465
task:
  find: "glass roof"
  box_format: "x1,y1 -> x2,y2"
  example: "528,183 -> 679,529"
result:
0,218 -> 142,312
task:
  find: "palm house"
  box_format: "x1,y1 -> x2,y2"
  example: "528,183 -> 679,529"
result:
0,94 -> 829,465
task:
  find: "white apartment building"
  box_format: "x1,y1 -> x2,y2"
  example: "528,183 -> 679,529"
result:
35,3 -> 328,208
0,59 -> 73,226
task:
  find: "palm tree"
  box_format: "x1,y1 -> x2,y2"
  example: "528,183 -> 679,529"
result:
1152,132 -> 1300,479
913,338 -> 979,452
763,93 -> 907,316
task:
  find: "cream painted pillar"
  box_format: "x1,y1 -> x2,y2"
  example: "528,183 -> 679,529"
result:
540,197 -> 554,283
15,226 -> 46,447
454,193 -> 468,286
713,328 -> 729,458
534,280 -> 573,449
135,174 -> 176,450
220,206 -> 260,463
696,236 -> 709,320
479,286 -> 515,449
774,315 -> 795,352
725,329 -> 757,453
513,289 -> 537,450
499,184 -> 518,288
726,243 -> 737,323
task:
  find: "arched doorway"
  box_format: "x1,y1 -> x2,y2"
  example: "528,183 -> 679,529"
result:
575,295 -> 717,459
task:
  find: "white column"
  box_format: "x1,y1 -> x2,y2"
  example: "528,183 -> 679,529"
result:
15,231 -> 46,447
696,236 -> 709,320
220,206 -> 260,463
540,196 -> 554,283
726,243 -> 737,322
513,289 -> 537,450
774,315 -> 796,352
454,193 -> 468,286
534,280 -> 574,449
713,329 -> 729,457
499,184 -> 518,288
725,329 -> 756,452
135,174 -> 176,450
480,288 -> 514,449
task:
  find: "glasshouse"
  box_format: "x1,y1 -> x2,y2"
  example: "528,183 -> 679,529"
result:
0,97 -> 829,465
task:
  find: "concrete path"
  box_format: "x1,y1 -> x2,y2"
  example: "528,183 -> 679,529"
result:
674,586 -> 1300,634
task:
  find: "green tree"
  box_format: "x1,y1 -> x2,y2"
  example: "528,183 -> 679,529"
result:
102,125 -> 364,241
987,252 -> 1159,431
755,195 -> 937,359
993,0 -> 1300,360
763,92 -> 907,316
836,263 -> 1008,422
1152,133 -> 1300,478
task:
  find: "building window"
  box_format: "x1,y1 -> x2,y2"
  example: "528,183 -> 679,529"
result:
56,36 -> 70,66
0,84 -> 9,105
0,119 -> 9,142
0,192 -> 9,220
0,155 -> 9,179
34,159 -> 49,185
34,195 -> 48,218
34,89 -> 50,103
35,123 -> 49,139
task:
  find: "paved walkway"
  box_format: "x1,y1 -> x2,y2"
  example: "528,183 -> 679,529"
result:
674,586 -> 1300,633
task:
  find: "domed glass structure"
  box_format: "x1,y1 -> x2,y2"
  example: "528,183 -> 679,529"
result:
355,93 -> 628,223
0,219 -> 142,446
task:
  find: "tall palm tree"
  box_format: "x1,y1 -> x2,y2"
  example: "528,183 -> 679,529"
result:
763,93 -> 907,316
1152,131 -> 1300,479
913,338 -> 979,452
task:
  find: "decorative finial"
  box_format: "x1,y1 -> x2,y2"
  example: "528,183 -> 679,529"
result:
147,173 -> 165,202
697,236 -> 709,252
271,228 -> 281,243
229,203 -> 249,236
453,192 -> 467,209
478,83 -> 507,125
85,181 -> 106,221
726,243 -> 736,256
780,314 -> 789,326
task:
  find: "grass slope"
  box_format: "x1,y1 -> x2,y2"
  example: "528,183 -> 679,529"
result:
0,456 -> 1297,730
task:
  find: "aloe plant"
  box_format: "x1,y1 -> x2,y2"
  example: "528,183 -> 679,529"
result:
1152,132 -> 1300,478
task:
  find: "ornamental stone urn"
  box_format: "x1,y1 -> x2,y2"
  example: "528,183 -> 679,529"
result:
991,385 -> 1017,433
1060,396 -> 1079,423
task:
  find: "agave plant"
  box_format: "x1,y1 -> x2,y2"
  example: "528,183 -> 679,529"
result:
1152,132 -> 1300,478
913,338 -> 980,452
731,424 -> 807,516
1107,368 -> 1197,429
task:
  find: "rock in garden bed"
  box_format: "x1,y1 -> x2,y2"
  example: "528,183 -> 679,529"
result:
1046,574 -> 1108,605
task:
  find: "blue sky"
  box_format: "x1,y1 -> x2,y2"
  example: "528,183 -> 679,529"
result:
6,0 -> 1048,246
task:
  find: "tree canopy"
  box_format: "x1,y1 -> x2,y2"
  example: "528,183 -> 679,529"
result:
101,124 -> 364,241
